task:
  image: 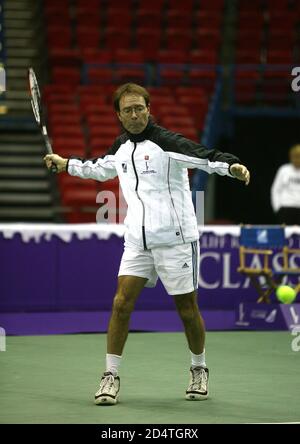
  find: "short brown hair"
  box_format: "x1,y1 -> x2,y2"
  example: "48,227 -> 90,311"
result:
290,144 -> 300,154
113,83 -> 150,112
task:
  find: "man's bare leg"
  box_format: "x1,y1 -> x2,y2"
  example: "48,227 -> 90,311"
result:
107,275 -> 148,355
173,290 -> 209,400
95,275 -> 147,405
173,290 -> 205,354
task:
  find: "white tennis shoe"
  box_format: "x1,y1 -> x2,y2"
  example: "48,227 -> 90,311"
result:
185,366 -> 209,400
94,371 -> 120,405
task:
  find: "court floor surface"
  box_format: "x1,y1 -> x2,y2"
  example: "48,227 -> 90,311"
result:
1,331 -> 299,424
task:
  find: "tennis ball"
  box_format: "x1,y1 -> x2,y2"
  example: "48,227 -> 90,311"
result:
276,285 -> 296,304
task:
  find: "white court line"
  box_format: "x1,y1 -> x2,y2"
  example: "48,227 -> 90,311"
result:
247,422 -> 300,424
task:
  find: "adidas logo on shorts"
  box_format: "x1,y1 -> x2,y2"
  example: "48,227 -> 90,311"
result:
182,263 -> 189,269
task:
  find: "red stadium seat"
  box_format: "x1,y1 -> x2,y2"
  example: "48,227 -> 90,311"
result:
136,29 -> 162,54
80,95 -> 107,109
45,4 -> 70,18
89,125 -> 120,139
47,103 -> 80,114
199,0 -> 224,11
266,50 -> 294,65
48,114 -> 82,129
75,8 -> 102,27
82,103 -> 114,116
52,137 -> 86,151
76,26 -> 101,49
106,8 -> 132,27
51,125 -> 84,138
161,115 -> 196,127
136,0 -> 165,8
45,12 -> 71,28
80,48 -> 113,63
234,69 -> 260,105
166,10 -> 192,29
104,28 -> 131,50
194,29 -> 220,50
86,115 -> 118,127
166,0 -> 194,11
115,67 -> 146,84
87,67 -> 115,84
48,48 -> 81,67
157,104 -> 190,117
89,136 -> 117,151
51,67 -> 81,85
194,11 -> 222,29
165,29 -> 193,51
189,50 -> 218,65
43,91 -> 76,105
187,68 -> 217,91
235,50 -> 262,64
264,0 -> 292,9
113,49 -> 145,64
105,0 -> 133,9
159,66 -> 186,86
176,86 -> 208,98
47,27 -> 72,48
237,12 -> 265,29
238,0 -> 263,11
157,50 -> 188,64
236,30 -> 263,51
62,188 -> 99,207
267,31 -> 295,50
136,10 -> 163,28
268,13 -> 296,30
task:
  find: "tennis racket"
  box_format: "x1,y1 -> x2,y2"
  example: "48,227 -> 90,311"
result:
28,67 -> 57,173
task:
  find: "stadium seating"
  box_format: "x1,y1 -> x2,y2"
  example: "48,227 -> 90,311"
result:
42,0 -> 300,221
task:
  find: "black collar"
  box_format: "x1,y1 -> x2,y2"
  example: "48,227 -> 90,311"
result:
126,119 -> 155,143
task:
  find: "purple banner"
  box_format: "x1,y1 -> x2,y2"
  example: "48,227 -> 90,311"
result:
235,302 -> 300,331
0,230 -> 299,313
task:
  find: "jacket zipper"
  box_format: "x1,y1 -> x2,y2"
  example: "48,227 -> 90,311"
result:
167,158 -> 185,242
132,142 -> 147,250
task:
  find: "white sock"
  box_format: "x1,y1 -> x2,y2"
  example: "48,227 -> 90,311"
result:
190,349 -> 206,368
106,353 -> 122,376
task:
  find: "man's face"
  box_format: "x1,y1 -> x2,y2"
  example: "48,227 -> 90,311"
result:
290,146 -> 300,169
117,94 -> 150,134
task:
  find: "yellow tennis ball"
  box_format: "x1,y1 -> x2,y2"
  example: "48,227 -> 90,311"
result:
276,285 -> 296,304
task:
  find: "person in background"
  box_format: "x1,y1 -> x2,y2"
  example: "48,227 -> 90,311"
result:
271,144 -> 300,225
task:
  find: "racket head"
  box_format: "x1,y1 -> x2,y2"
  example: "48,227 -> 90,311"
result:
28,67 -> 42,125
28,68 -> 57,173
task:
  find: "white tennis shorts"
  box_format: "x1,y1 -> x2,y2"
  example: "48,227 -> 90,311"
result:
118,240 -> 200,295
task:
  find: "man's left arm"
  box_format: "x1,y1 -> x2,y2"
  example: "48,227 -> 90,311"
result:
164,131 -> 250,185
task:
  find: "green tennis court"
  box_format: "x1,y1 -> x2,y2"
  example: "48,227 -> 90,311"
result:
1,331 -> 299,424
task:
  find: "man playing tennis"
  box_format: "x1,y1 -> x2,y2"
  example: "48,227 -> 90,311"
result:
44,83 -> 250,405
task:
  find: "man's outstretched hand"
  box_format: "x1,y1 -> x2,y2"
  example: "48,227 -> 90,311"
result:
44,154 -> 68,173
229,163 -> 250,186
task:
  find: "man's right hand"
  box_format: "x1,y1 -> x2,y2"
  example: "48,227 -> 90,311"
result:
44,154 -> 68,173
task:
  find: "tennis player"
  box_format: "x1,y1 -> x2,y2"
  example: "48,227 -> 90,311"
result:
44,83 -> 250,405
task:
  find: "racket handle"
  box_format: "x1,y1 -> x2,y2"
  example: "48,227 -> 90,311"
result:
50,163 -> 58,173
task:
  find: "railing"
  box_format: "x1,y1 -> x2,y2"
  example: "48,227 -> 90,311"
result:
228,64 -> 300,111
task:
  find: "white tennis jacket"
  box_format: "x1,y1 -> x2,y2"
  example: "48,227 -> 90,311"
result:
67,120 -> 240,250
